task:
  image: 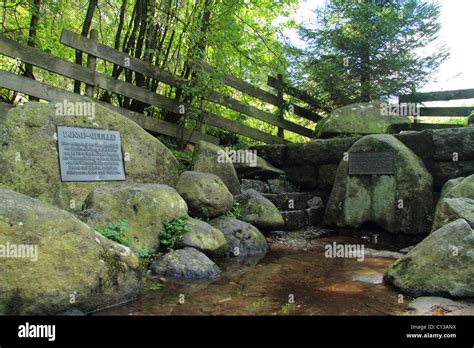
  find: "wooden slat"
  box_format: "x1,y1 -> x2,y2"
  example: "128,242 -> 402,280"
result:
400,89 -> 474,103
61,30 -> 319,127
207,91 -> 313,137
61,29 -> 182,88
419,107 -> 474,117
201,63 -> 322,122
0,70 -> 218,144
201,111 -> 287,144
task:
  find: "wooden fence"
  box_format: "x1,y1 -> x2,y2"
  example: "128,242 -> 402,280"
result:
0,29 -> 323,145
399,89 -> 474,118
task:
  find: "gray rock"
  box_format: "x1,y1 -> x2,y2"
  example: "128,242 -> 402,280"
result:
315,101 -> 411,137
240,179 -> 270,193
0,189 -> 140,315
431,198 -> 474,231
191,141 -> 240,195
307,196 -> 324,209
0,101 -> 182,210
267,177 -> 297,193
385,219 -> 474,298
82,183 -> 188,252
176,171 -> 233,218
427,127 -> 474,161
432,175 -> 474,231
209,217 -> 268,257
324,134 -> 434,235
150,247 -> 221,280
236,189 -> 285,231
176,217 -> 229,257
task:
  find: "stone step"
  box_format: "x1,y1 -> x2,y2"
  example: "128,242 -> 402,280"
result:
261,192 -> 322,210
281,206 -> 324,230
241,178 -> 270,193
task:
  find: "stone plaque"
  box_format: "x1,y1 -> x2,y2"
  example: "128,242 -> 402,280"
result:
349,151 -> 395,175
57,126 -> 126,182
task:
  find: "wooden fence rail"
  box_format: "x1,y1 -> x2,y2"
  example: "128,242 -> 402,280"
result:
0,29 -> 321,146
399,89 -> 474,118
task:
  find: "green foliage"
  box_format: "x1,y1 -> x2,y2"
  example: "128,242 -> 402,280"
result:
145,283 -> 163,291
298,0 -> 449,107
281,303 -> 296,315
159,216 -> 191,251
225,202 -> 242,219
96,220 -> 130,246
137,248 -> 160,269
0,0 -> 303,145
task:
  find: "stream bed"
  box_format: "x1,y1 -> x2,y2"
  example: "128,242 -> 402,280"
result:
97,231 -> 410,316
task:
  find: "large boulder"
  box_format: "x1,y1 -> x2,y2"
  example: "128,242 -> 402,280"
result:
210,217 -> 268,257
176,217 -> 229,257
190,141 -> 240,195
432,175 -> 474,231
150,247 -> 221,280
385,219 -> 474,298
0,189 -> 140,315
81,183 -> 188,252
236,189 -> 285,231
315,101 -> 411,138
324,134 -> 434,235
176,171 -> 233,218
0,102 -> 182,211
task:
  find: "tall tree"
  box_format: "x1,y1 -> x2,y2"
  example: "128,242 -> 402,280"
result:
299,0 -> 449,107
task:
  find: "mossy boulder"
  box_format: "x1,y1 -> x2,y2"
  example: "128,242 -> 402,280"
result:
191,141 -> 240,195
0,102 -> 182,211
236,189 -> 285,231
81,183 -> 188,252
315,101 -> 411,138
0,189 -> 140,315
150,247 -> 221,280
324,134 -> 434,235
210,217 -> 268,257
431,198 -> 474,232
385,219 -> 474,298
176,171 -> 233,218
176,217 -> 229,257
432,175 -> 474,231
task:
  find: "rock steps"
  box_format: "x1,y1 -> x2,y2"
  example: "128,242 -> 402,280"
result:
240,178 -> 325,231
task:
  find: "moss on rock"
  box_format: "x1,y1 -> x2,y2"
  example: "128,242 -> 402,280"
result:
0,102 -> 182,211
0,189 -> 140,315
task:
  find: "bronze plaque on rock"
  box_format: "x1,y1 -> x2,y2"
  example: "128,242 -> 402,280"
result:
348,151 -> 395,175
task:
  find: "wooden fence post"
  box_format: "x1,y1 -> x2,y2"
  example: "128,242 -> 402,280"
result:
276,73 -> 285,139
85,29 -> 99,98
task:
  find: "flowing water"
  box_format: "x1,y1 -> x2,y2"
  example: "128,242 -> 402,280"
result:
97,231 -> 410,316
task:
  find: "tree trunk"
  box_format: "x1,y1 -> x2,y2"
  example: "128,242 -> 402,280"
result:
74,0 -> 98,94
25,0 -> 41,101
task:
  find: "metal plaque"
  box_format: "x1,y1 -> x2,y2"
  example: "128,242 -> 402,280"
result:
348,151 -> 395,175
57,126 -> 126,182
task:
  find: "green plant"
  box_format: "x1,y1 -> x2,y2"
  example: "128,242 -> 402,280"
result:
281,303 -> 296,315
225,202 -> 241,219
159,216 -> 191,251
137,249 -> 160,268
96,220 -> 130,246
145,283 -> 163,291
